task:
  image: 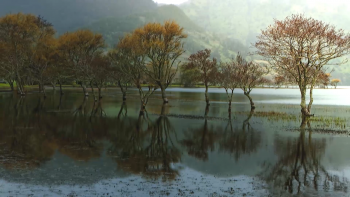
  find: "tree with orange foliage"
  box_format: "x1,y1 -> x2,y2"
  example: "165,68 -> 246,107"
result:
58,30 -> 105,96
134,21 -> 187,104
255,14 -> 350,116
0,13 -> 54,95
91,54 -> 111,100
331,79 -> 341,89
111,33 -> 157,115
28,16 -> 57,97
182,49 -> 217,106
317,72 -> 331,89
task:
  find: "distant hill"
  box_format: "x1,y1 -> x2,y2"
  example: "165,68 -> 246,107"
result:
86,5 -> 249,61
180,0 -> 350,84
0,0 -> 157,34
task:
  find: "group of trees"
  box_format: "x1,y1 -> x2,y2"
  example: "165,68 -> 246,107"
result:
182,49 -> 268,110
1,13 -> 349,117
0,13 -> 187,114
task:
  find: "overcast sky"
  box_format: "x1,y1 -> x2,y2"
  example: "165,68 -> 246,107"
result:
153,0 -> 189,4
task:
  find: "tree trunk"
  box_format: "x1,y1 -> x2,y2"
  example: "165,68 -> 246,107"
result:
205,84 -> 210,105
244,92 -> 255,110
58,80 -> 64,95
80,82 -> 89,97
51,82 -> 56,90
204,104 -> 209,117
118,81 -> 127,102
98,87 -> 102,99
307,85 -> 314,115
161,87 -> 168,103
122,92 -> 127,102
300,87 -> 309,116
90,81 -> 96,101
8,81 -> 14,91
42,84 -> 47,98
139,101 -> 146,116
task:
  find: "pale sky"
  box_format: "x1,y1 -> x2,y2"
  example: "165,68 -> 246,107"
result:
153,0 -> 189,5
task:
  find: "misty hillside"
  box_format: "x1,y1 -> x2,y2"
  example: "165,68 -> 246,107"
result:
181,0 -> 350,84
181,0 -> 350,46
86,5 -> 249,60
0,0 -> 157,33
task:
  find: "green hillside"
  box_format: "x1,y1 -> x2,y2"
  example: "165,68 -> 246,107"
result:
85,5 -> 249,61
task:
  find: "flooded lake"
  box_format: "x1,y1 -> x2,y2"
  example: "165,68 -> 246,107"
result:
0,87 -> 349,196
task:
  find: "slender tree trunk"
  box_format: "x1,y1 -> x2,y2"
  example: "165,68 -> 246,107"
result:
244,92 -> 255,110
90,81 -> 96,101
118,81 -> 127,102
39,82 -> 43,93
57,94 -> 63,110
161,87 -> 168,103
300,86 -> 309,116
8,81 -> 14,91
42,84 -> 47,98
307,85 -> 314,115
80,82 -> 89,97
51,82 -> 56,90
58,80 -> 64,95
139,101 -> 146,116
205,104 -> 209,117
205,84 -> 210,106
98,87 -> 102,99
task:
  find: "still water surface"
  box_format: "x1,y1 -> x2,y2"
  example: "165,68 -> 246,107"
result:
0,87 -> 349,196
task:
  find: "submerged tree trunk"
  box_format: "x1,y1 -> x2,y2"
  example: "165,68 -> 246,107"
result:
51,82 -> 56,91
244,92 -> 255,110
98,87 -> 102,99
118,81 -> 127,102
161,87 -> 168,103
42,84 -> 47,98
80,82 -> 89,96
307,84 -> 314,115
58,80 -> 64,95
8,81 -> 14,91
300,86 -> 311,116
139,101 -> 146,116
205,84 -> 210,106
204,104 -> 210,117
90,81 -> 96,101
225,88 -> 234,115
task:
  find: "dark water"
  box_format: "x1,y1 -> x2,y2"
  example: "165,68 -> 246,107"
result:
0,88 -> 349,196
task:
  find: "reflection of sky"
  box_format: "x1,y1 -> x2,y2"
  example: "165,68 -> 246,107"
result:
163,87 -> 350,106
0,165 -> 267,196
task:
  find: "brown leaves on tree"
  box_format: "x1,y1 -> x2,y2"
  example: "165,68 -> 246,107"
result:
255,14 -> 350,115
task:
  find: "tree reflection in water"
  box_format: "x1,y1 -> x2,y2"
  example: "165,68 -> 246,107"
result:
260,117 -> 348,195
0,96 -> 107,168
219,109 -> 261,161
108,104 -> 181,181
180,105 -> 219,161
